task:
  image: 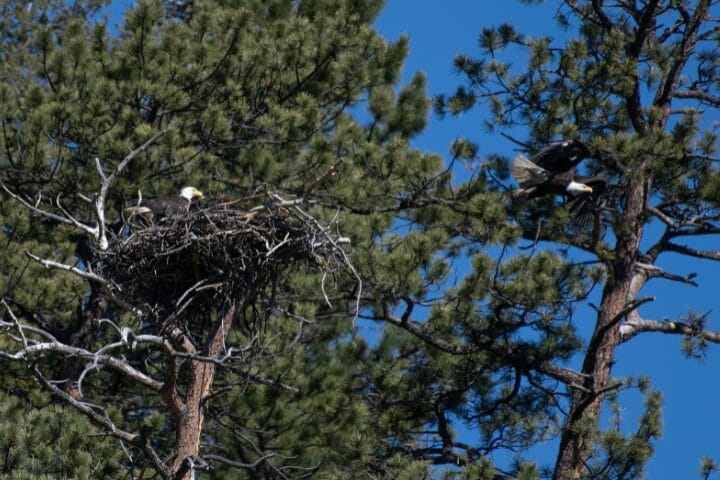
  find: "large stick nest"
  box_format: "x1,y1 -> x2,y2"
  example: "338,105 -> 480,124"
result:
96,195 -> 352,324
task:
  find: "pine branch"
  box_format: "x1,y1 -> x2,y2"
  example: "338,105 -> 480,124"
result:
665,242 -> 720,261
673,89 -> 720,105
375,306 -> 587,390
620,312 -> 720,344
24,250 -> 139,314
34,368 -> 172,478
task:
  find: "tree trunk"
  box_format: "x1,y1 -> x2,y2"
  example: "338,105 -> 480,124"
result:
171,301 -> 239,480
553,179 -> 648,479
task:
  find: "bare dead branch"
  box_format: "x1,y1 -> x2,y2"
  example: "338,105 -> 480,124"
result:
0,334 -> 163,392
673,89 -> 720,105
610,296 -> 655,325
204,453 -> 276,470
647,206 -> 679,228
634,262 -> 698,286
0,177 -> 99,237
24,250 -> 140,314
34,368 -> 172,478
621,313 -> 720,344
1,132 -> 166,251
95,130 -> 167,250
0,299 -> 28,348
665,242 -> 720,261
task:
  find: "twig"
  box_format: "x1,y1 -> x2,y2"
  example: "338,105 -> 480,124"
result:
0,299 -> 27,348
303,157 -> 344,200
265,232 -> 291,258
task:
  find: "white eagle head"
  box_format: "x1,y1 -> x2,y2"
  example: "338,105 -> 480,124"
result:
180,186 -> 203,200
566,181 -> 593,196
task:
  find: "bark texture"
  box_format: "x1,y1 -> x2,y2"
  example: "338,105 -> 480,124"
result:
168,302 -> 239,480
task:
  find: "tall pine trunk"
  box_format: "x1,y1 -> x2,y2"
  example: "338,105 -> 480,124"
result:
554,177 -> 649,478
166,302 -> 239,479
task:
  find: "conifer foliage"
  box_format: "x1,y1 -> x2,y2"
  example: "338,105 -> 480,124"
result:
1,0 -> 720,479
437,1 -> 720,478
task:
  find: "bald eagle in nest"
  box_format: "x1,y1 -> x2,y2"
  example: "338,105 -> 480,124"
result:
510,140 -> 606,198
124,186 -> 203,219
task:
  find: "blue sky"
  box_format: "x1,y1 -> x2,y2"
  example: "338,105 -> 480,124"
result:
374,1 -> 720,478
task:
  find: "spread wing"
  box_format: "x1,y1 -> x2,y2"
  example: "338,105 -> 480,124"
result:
510,155 -> 550,188
532,140 -> 591,173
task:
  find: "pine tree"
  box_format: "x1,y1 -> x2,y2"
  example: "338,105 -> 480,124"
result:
4,0 -> 719,479
0,0 -> 442,478
430,0 -> 720,478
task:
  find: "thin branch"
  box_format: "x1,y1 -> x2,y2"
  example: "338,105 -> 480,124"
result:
673,89 -> 720,105
25,251 -> 139,314
634,262 -> 698,286
377,309 -> 587,389
0,177 -> 99,237
610,296 -> 655,324
303,157 -> 344,200
95,129 -> 167,250
0,299 -> 28,348
34,368 -> 172,479
204,453 -> 276,471
665,242 -> 720,261
621,314 -> 720,344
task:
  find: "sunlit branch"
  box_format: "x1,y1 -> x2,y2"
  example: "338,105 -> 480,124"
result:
621,312 -> 720,344
665,242 -> 720,261
94,130 -> 167,250
673,89 -> 720,106
0,177 -> 99,237
204,453 -> 276,471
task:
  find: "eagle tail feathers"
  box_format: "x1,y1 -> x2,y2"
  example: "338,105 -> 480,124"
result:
510,155 -> 549,188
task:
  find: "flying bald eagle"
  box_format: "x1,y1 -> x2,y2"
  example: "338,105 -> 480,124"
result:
510,140 -> 605,198
124,186 -> 203,219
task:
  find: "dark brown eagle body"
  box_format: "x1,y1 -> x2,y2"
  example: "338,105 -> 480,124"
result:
510,140 -> 605,198
124,187 -> 203,219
